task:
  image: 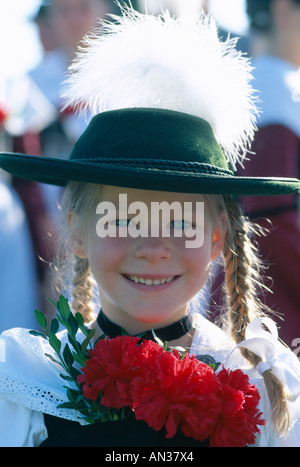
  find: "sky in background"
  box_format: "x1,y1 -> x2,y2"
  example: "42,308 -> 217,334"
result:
0,0 -> 249,79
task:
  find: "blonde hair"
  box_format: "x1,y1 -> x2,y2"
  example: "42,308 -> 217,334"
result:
220,196 -> 290,436
55,181 -> 290,435
55,181 -> 100,322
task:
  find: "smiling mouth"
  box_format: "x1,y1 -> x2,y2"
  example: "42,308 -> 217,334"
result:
124,275 -> 179,285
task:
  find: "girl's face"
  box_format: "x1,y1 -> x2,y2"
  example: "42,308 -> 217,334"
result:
73,185 -> 225,334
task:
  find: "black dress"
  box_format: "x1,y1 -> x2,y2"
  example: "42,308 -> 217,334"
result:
40,414 -> 209,447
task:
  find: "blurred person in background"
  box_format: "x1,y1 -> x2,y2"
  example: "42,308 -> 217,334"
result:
235,0 -> 300,348
0,109 -> 40,332
10,0 -> 128,318
0,106 -> 38,331
34,0 -> 60,53
26,0 -> 122,158
0,173 -> 39,332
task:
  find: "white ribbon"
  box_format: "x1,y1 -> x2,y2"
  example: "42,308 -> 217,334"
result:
227,317 -> 300,403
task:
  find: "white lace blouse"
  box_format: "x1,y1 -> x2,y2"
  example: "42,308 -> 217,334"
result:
0,313 -> 299,447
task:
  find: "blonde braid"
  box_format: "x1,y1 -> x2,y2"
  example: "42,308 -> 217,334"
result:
72,256 -> 94,322
223,199 -> 260,341
223,197 -> 290,436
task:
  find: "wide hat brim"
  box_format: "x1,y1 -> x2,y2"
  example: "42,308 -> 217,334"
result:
0,108 -> 299,196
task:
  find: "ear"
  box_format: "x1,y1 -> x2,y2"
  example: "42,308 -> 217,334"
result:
67,211 -> 88,259
210,214 -> 226,261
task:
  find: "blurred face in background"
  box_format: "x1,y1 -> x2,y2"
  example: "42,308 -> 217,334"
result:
247,0 -> 300,66
271,0 -> 300,66
35,8 -> 60,52
52,0 -> 114,56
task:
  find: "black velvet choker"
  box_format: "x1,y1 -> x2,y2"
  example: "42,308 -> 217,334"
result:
97,309 -> 193,342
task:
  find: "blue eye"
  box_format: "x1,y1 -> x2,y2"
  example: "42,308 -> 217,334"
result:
170,220 -> 193,229
115,219 -> 131,227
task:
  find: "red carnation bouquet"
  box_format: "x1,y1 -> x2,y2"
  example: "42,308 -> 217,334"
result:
30,296 -> 265,447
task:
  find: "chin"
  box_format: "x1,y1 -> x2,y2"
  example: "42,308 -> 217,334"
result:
127,308 -> 180,326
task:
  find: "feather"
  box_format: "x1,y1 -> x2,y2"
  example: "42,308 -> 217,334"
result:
63,4 -> 258,170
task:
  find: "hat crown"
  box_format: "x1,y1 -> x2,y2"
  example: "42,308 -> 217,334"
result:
69,108 -> 230,171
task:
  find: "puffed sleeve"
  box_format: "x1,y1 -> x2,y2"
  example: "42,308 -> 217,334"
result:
0,399 -> 47,447
278,398 -> 300,447
253,386 -> 300,446
0,327 -> 84,447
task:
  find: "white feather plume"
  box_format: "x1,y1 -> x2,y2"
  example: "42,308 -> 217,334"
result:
63,5 -> 258,170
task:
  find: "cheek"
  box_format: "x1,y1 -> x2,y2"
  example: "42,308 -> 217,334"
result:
177,234 -> 213,284
86,235 -> 129,281
178,250 -> 212,306
184,245 -> 212,276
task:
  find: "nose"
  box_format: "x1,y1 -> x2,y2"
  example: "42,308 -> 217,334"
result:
133,237 -> 172,263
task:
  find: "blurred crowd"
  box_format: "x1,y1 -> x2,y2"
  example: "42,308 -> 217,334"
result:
0,0 -> 299,350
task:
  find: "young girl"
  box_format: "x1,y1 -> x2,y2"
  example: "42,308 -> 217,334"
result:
0,6 -> 299,447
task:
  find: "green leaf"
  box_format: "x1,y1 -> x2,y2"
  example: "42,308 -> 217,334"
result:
81,328 -> 96,353
59,374 -> 74,382
45,353 -> 61,365
151,330 -> 164,348
48,330 -> 62,355
47,298 -> 57,308
57,402 -> 78,410
70,366 -> 81,380
75,312 -> 91,337
56,315 -> 75,343
56,314 -> 69,330
67,333 -> 81,353
75,312 -> 85,328
212,362 -> 221,371
75,393 -> 85,404
171,345 -> 186,352
72,352 -> 88,367
57,295 -> 71,320
50,318 -> 59,335
81,417 -> 96,424
67,312 -> 79,336
66,387 -> 81,402
29,330 -> 47,340
34,309 -> 47,330
63,343 -> 74,367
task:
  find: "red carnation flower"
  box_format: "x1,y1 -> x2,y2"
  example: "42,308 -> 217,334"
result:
131,341 -> 222,441
210,367 -> 265,447
78,335 -> 140,408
